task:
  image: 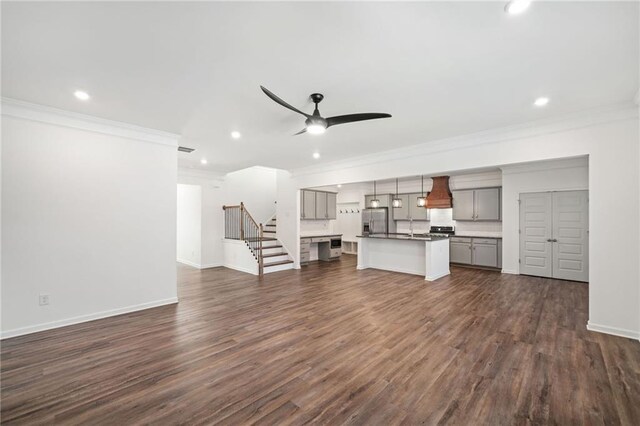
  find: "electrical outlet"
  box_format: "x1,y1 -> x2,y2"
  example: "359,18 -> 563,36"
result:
39,294 -> 50,306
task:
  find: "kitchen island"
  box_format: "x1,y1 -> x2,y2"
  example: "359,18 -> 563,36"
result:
356,234 -> 450,281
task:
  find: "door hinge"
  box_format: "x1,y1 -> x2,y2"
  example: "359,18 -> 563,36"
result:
518,229 -> 521,234
518,258 -> 521,264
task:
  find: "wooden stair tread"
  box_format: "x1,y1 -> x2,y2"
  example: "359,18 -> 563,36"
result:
245,237 -> 277,242
254,245 -> 283,250
262,252 -> 287,258
263,259 -> 294,267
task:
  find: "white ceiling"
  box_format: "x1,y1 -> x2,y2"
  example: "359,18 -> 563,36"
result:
2,2 -> 638,173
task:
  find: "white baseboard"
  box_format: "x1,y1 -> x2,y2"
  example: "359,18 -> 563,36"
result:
425,270 -> 450,281
223,264 -> 259,276
501,269 -> 518,275
200,262 -> 223,269
177,258 -> 201,268
1,297 -> 179,340
587,322 -> 640,341
177,259 -> 222,270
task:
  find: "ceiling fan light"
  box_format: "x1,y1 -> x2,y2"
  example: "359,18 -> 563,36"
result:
370,199 -> 380,208
417,196 -> 427,207
306,123 -> 326,135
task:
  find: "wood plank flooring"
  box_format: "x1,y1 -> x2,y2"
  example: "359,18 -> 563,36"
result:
2,255 -> 639,424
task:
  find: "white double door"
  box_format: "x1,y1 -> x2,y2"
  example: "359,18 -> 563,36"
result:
519,191 -> 588,282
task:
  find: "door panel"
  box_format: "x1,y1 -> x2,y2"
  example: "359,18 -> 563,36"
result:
519,193 -> 552,278
302,190 -> 316,219
450,242 -> 472,264
552,191 -> 588,282
472,242 -> 498,267
392,194 -> 410,220
326,193 -> 337,220
315,192 -> 328,219
409,193 -> 430,220
474,188 -> 501,221
452,190 -> 474,220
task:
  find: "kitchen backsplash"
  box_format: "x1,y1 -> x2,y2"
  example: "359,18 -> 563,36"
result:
300,219 -> 333,236
395,208 -> 502,236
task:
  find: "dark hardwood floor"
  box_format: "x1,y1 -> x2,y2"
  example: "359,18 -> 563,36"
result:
2,255 -> 639,425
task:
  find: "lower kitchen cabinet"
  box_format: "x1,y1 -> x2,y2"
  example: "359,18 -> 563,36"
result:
450,237 -> 501,269
472,238 -> 498,267
450,237 -> 472,264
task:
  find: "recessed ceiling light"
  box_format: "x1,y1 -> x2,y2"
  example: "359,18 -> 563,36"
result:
313,152 -> 320,159
74,90 -> 90,101
505,0 -> 531,15
534,97 -> 550,107
200,158 -> 208,165
231,131 -> 241,139
337,184 -> 342,188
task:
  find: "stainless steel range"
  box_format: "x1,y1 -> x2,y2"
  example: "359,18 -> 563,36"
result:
426,226 -> 455,238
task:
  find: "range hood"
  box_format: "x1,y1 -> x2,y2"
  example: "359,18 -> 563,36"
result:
426,176 -> 452,208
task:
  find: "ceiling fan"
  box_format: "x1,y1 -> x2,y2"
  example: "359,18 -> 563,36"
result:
260,86 -> 392,135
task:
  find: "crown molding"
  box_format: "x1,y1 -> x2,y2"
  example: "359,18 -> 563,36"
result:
178,167 -> 226,185
500,156 -> 588,175
291,102 -> 638,178
1,97 -> 180,147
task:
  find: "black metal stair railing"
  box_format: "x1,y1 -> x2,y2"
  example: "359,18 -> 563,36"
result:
222,202 -> 264,276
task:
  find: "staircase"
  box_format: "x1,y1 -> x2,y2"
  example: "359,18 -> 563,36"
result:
223,203 -> 293,276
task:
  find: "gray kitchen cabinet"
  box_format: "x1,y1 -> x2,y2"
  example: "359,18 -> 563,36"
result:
408,193 -> 430,221
327,192 -> 337,220
392,194 -> 410,220
450,237 -> 472,264
452,188 -> 501,221
301,190 -> 337,220
472,238 -> 498,267
450,237 -> 501,268
475,188 -> 501,221
315,192 -> 328,219
365,194 -> 391,208
301,190 -> 316,220
452,190 -> 475,220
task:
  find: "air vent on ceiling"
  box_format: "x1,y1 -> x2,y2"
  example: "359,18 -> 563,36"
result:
177,146 -> 195,153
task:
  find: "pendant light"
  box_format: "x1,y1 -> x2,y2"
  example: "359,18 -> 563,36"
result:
370,181 -> 380,208
417,175 -> 427,207
392,178 -> 403,208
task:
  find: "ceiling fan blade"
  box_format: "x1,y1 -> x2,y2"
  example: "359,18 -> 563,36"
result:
326,113 -> 391,128
260,86 -> 311,118
293,128 -> 307,135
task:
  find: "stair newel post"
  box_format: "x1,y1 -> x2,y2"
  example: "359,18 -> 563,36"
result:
259,223 -> 264,276
240,202 -> 245,241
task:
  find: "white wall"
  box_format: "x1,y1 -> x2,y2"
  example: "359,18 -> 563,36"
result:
177,169 -> 225,268
501,157 -> 589,274
1,109 -> 179,338
224,166 -> 277,225
177,184 -> 202,267
279,105 -> 640,339
276,170 -> 300,268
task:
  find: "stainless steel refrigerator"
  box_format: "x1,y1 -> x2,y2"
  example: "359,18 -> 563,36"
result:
362,208 -> 395,235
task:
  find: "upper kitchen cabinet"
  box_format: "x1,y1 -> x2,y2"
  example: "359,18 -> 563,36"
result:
365,194 -> 392,208
301,190 -> 337,220
315,192 -> 328,219
326,192 -> 337,220
474,188 -> 500,220
452,188 -> 501,221
301,190 -> 316,220
391,194 -> 410,220
452,190 -> 474,220
409,193 -> 430,221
